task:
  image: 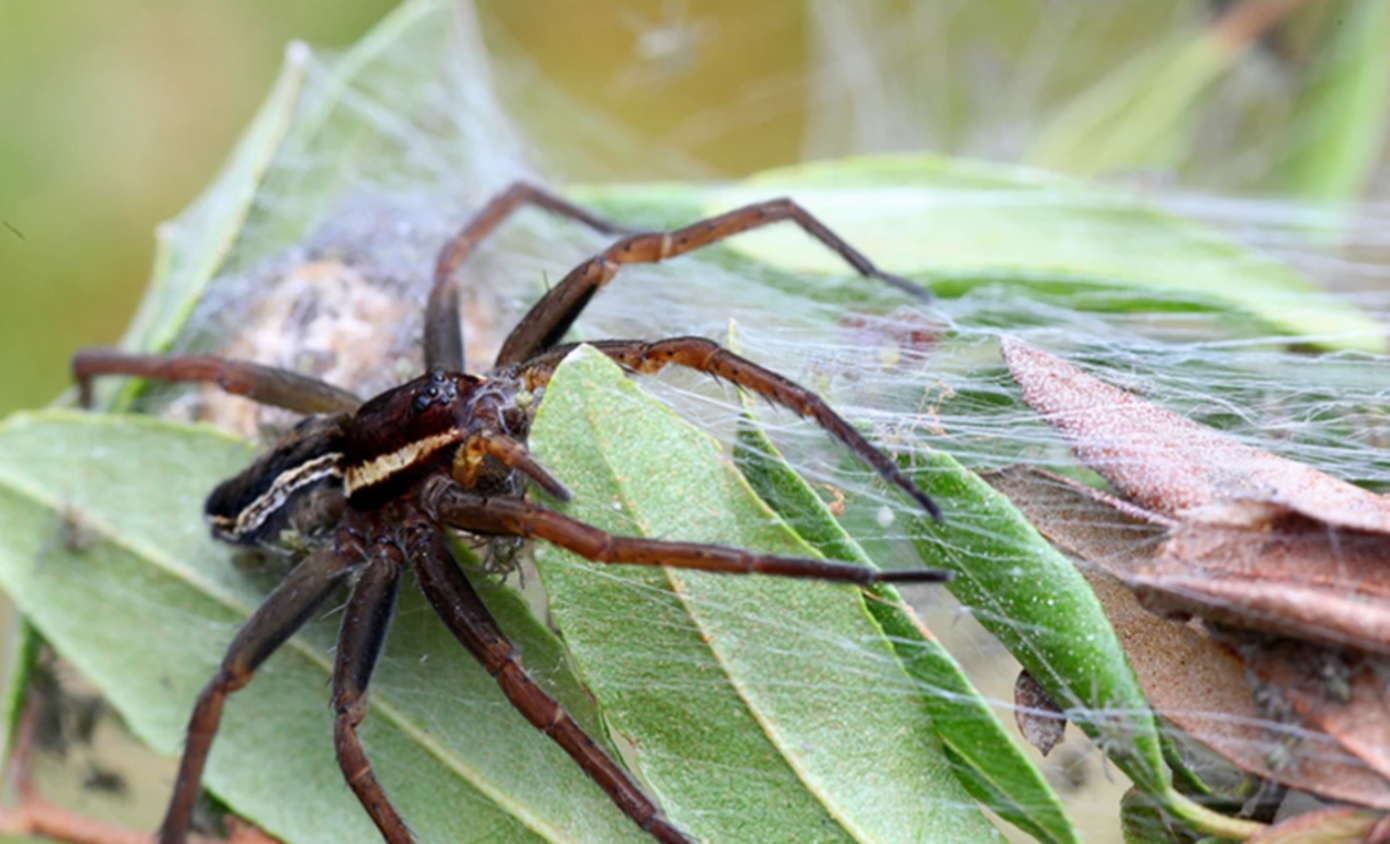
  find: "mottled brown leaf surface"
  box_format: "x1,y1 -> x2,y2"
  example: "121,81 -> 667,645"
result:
999,335 -> 1390,534
1243,806 -> 1387,844
1134,513 -> 1390,654
1232,638 -> 1390,784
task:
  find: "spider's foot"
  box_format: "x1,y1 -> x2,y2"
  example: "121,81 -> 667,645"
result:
876,271 -> 934,302
875,568 -> 954,584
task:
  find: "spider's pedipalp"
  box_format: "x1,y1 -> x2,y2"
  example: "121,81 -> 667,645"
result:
454,428 -> 572,502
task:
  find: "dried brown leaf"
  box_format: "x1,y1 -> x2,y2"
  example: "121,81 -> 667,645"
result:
998,336 -> 1390,534
1243,805 -> 1387,844
1014,669 -> 1068,757
984,465 -> 1390,810
1231,637 -> 1390,784
1000,338 -> 1390,654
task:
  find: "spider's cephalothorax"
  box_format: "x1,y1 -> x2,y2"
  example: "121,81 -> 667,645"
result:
73,183 -> 949,844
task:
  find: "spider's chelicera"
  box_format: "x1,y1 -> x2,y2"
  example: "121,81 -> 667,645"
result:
73,184 -> 949,844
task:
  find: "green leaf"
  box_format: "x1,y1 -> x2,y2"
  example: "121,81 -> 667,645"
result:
688,155 -> 1385,353
896,448 -> 1170,797
0,411 -> 653,844
1120,788 -> 1181,844
733,406 -> 1079,844
106,0 -> 496,383
225,0 -> 480,270
529,345 -> 1002,844
0,616 -> 38,783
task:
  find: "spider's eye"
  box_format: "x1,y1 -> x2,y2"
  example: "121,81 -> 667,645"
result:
413,392 -> 432,412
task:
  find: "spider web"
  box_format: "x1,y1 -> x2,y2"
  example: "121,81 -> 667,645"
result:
50,1 -> 1390,842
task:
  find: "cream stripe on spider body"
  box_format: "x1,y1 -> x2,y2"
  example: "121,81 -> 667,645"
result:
210,452 -> 343,542
343,430 -> 463,498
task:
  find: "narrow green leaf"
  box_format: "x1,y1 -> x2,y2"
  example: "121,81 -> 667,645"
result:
1270,0 -> 1390,203
226,0 -> 472,268
112,0 -> 480,383
0,615 -> 36,783
733,408 -> 1078,844
896,448 -> 1170,797
691,155 -> 1384,353
0,411 -> 651,844
530,346 -> 1002,844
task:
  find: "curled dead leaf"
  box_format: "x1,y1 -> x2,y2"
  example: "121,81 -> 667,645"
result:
1243,805 -> 1387,844
1014,669 -> 1068,757
984,466 -> 1390,811
991,337 -> 1390,816
999,335 -> 1390,534
998,337 -> 1390,652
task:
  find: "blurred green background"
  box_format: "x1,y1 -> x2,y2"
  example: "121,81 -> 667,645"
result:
2,0 -> 1386,416
0,1 -> 396,414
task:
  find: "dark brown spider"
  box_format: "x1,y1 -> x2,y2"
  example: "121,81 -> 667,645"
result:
73,183 -> 948,844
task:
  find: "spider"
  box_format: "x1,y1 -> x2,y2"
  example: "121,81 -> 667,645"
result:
73,183 -> 949,844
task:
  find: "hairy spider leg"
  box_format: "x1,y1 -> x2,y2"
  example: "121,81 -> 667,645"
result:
494,197 -> 930,368
72,350 -> 363,415
425,482 -> 949,585
426,182 -> 633,373
159,543 -> 361,844
331,536 -> 412,844
454,428 -> 572,502
407,524 -> 696,844
519,337 -> 944,521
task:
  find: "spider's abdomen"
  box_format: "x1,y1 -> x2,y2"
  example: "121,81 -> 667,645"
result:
205,414 -> 350,546
340,369 -> 486,510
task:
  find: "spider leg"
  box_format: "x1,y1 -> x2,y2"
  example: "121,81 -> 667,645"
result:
407,524 -> 695,844
73,349 -> 362,415
331,538 -> 412,844
454,429 -> 572,502
495,197 -> 929,367
424,481 -> 950,584
159,542 -> 361,844
426,182 -> 632,372
519,337 -> 943,520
